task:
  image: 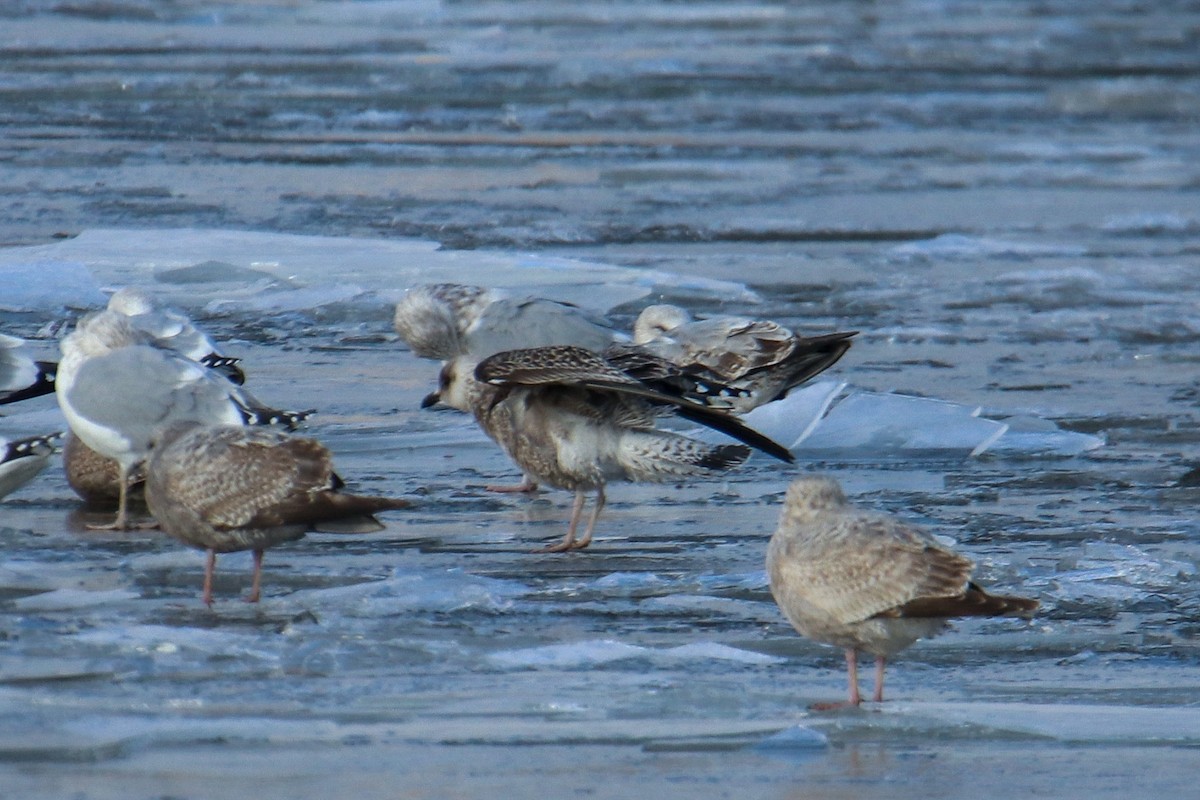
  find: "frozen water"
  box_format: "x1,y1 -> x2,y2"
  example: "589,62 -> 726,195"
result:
0,260 -> 104,311
2,1 -> 1200,797
890,234 -> 1087,260
796,390 -> 1008,457
0,229 -> 755,317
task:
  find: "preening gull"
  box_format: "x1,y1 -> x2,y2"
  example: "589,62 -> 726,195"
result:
107,287 -> 245,384
145,422 -> 413,606
433,344 -> 793,552
767,476 -> 1038,708
0,334 -> 57,405
632,304 -> 856,412
56,311 -> 312,529
393,283 -> 620,362
0,432 -> 62,500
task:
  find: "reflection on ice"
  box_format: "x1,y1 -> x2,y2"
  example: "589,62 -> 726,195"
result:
890,233 -> 1086,260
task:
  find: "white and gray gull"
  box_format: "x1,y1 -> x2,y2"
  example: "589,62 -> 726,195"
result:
56,310 -> 311,530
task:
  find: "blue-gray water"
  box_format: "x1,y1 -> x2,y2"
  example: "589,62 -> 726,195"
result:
1,2 -> 1199,798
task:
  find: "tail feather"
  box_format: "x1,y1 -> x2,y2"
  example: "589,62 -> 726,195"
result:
618,431 -> 750,481
889,583 -> 1039,620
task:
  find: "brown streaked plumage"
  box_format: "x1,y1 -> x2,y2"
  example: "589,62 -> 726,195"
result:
767,476 -> 1038,708
145,423 -> 413,606
63,431 -> 144,507
431,345 -> 792,553
631,304 -> 856,412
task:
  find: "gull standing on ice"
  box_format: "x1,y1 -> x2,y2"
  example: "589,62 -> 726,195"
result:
631,304 -> 856,412
146,422 -> 413,606
767,476 -> 1038,708
397,282 -> 623,491
436,344 -> 793,552
56,311 -> 310,530
0,432 -> 62,501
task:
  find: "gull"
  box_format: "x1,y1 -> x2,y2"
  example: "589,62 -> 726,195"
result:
435,344 -> 793,552
0,432 -> 62,501
398,282 -> 623,491
767,476 -> 1038,708
145,422 -> 413,606
2,291 -> 244,413
106,287 -> 245,384
631,304 -> 856,412
393,283 -> 620,362
0,334 -> 57,405
56,311 -> 311,530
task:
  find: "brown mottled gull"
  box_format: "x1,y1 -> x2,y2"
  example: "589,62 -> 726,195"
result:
145,423 -> 413,606
63,431 -> 144,507
398,283 -> 623,492
631,304 -> 856,412
434,344 -> 792,552
767,476 -> 1038,707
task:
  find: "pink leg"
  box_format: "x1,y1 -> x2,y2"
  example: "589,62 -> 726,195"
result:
245,549 -> 264,603
873,655 -> 886,703
570,486 -> 606,550
809,649 -> 862,711
847,648 -> 862,706
535,490 -> 586,553
203,549 -> 216,607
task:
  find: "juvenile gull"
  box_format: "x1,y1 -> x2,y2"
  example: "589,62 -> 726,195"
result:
0,334 -> 57,405
0,432 -> 62,500
56,311 -> 312,530
145,422 -> 413,606
631,304 -> 856,412
437,344 -> 793,552
767,476 -> 1038,708
63,431 -> 143,507
397,283 -> 624,491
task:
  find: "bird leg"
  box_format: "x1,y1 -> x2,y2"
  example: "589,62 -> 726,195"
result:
809,648 -> 863,711
873,655 -> 886,703
202,549 -> 217,607
570,486 -> 606,550
86,463 -> 133,531
245,548 -> 264,604
535,490 -> 586,553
